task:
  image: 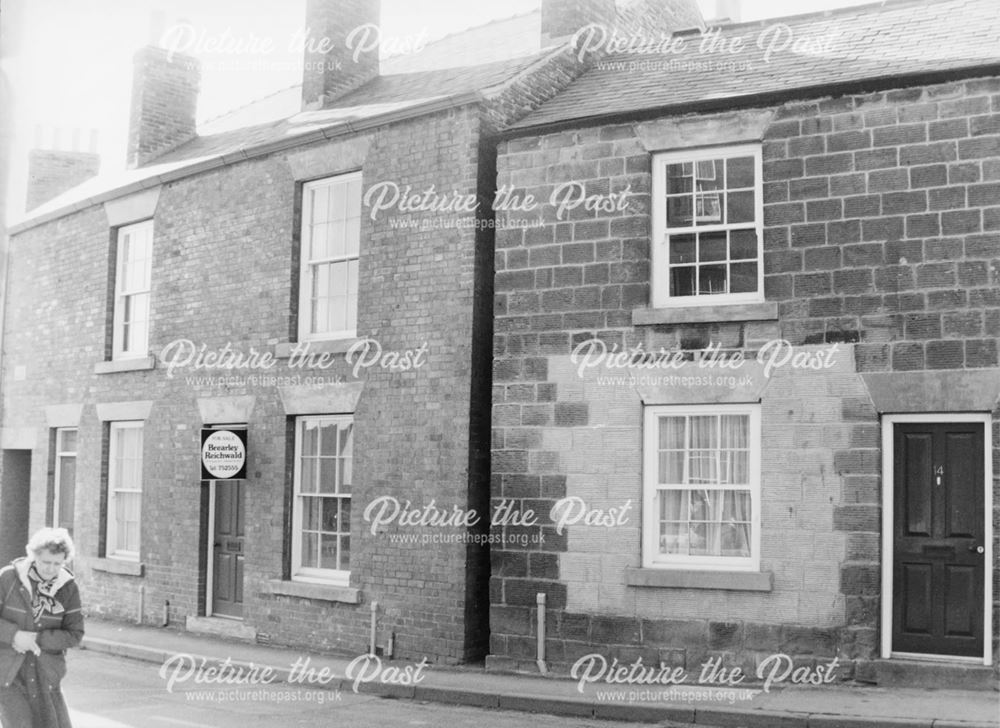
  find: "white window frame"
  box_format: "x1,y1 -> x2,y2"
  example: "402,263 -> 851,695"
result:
52,427 -> 77,535
651,144 -> 764,308
642,404 -> 761,571
107,421 -> 143,561
112,219 -> 154,359
298,173 -> 362,342
291,414 -> 353,586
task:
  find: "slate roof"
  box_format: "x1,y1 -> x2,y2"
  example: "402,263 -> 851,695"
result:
513,0 -> 1000,129
197,11 -> 545,134
12,13 -> 550,231
17,0 -> 1000,231
155,55 -> 546,165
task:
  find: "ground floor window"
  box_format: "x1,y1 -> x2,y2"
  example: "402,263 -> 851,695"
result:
291,415 -> 353,585
642,405 -> 760,570
52,427 -> 77,537
107,421 -> 143,560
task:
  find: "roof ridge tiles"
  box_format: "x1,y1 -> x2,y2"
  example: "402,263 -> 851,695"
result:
201,83 -> 301,127
697,0 -> 961,33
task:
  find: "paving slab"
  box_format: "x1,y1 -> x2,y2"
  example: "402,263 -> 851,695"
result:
80,619 -> 1000,728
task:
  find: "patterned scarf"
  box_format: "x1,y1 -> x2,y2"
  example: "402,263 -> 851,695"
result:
26,562 -> 63,622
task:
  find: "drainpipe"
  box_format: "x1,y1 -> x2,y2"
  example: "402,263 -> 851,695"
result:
536,592 -> 548,674
137,585 -> 145,625
369,601 -> 377,656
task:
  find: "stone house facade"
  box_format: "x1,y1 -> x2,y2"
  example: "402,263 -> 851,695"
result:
488,0 -> 1000,686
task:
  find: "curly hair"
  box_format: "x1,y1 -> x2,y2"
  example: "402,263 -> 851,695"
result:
26,527 -> 76,562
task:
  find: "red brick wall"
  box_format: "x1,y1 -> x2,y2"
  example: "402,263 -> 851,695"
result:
3,104 -> 492,663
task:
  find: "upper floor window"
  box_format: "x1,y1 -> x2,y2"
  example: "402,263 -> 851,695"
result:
113,220 -> 153,359
299,173 -> 361,341
642,405 -> 761,571
651,145 -> 762,308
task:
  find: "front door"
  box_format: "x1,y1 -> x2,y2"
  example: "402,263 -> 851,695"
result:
0,451 -> 31,565
211,480 -> 245,619
892,422 -> 985,657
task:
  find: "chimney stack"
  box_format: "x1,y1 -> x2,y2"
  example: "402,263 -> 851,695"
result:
25,126 -> 101,212
126,45 -> 200,169
540,0 -> 617,45
301,0 -> 381,110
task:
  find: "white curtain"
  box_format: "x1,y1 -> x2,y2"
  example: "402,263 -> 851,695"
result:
657,414 -> 751,557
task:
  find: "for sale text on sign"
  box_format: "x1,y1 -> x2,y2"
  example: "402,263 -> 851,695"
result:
201,429 -> 248,480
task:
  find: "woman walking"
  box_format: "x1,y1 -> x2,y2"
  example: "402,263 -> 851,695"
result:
0,528 -> 84,728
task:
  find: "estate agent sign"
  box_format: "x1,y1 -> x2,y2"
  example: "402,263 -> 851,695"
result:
200,429 -> 248,480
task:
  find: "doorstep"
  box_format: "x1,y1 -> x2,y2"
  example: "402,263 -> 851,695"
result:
185,615 -> 257,642
856,658 -> 998,691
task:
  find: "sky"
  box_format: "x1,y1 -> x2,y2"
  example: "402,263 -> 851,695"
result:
2,0 -> 877,219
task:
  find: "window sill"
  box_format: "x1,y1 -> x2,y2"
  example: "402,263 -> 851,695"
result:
624,567 -> 772,591
273,338 -> 359,359
265,579 -> 360,604
91,558 -> 144,577
632,302 -> 778,326
94,356 -> 156,374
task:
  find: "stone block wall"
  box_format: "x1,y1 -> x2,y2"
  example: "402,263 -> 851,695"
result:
490,75 -> 1000,674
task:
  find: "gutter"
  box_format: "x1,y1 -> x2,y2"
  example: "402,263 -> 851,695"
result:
8,90 -> 483,237
498,62 -> 1000,140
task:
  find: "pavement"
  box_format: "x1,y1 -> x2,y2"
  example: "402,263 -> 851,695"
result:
80,619 -> 999,728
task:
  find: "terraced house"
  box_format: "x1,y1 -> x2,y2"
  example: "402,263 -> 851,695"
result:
2,0 -> 997,690
489,0 -> 1000,688
0,0 -> 701,663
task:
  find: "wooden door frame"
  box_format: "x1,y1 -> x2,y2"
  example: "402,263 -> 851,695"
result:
203,423 -> 246,620
205,479 -> 217,618
880,413 -> 993,665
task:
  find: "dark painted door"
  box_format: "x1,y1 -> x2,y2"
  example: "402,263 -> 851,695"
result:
0,451 -> 31,565
893,422 -> 984,657
212,480 -> 245,619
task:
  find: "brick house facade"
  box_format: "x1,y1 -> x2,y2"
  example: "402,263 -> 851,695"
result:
488,0 -> 1000,686
0,0 -> 702,664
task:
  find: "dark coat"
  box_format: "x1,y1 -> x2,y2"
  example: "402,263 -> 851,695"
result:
0,558 -> 84,702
